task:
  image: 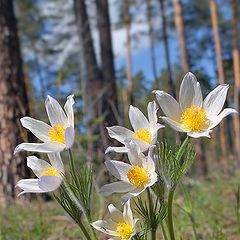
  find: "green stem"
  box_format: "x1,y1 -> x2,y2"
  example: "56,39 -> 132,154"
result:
189,214 -> 199,240
160,221 -> 169,240
168,188 -> 176,240
77,220 -> 92,240
147,188 -> 156,240
67,150 -> 97,240
86,212 -> 98,240
68,149 -> 75,173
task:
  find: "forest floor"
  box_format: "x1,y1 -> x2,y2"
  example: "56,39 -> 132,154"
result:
0,172 -> 240,240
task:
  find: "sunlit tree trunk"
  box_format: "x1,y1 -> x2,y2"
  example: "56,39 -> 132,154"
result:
159,0 -> 175,97
172,0 -> 189,73
209,0 -> 227,161
123,0 -> 133,121
74,0 -> 102,162
0,0 -> 30,206
231,0 -> 240,166
96,0 -> 119,148
172,0 -> 207,176
146,0 -> 158,84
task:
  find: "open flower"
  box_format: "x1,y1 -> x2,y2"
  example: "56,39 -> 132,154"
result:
91,201 -> 138,240
100,141 -> 157,203
106,101 -> 164,153
154,72 -> 237,138
16,153 -> 64,196
14,95 -> 75,153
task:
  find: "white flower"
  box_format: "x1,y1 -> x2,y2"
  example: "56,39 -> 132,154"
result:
154,72 -> 237,138
16,153 -> 64,196
91,201 -> 138,240
105,101 -> 164,153
14,95 -> 75,153
100,141 -> 157,203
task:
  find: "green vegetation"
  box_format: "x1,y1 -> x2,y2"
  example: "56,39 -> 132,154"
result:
1,173 -> 239,239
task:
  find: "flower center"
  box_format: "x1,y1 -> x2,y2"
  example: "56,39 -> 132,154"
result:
180,106 -> 207,132
127,166 -> 149,187
133,128 -> 152,144
48,124 -> 65,144
116,222 -> 133,239
42,167 -> 59,177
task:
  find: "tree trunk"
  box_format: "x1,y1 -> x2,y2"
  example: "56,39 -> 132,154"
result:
123,0 -> 133,121
146,0 -> 158,84
172,0 -> 207,176
0,0 -> 30,206
159,0 -> 175,97
73,0 -> 102,162
210,0 -> 227,162
172,0 -> 189,73
231,0 -> 240,167
96,0 -> 119,148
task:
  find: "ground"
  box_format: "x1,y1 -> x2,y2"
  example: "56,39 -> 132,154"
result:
0,173 -> 239,240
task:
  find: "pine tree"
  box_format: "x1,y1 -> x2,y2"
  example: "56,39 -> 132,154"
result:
0,0 -> 30,205
210,0 -> 227,161
172,0 -> 207,176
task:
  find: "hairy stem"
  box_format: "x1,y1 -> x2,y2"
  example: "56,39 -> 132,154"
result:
168,188 -> 176,240
147,188 -> 156,240
67,150 -> 97,240
160,221 -> 169,240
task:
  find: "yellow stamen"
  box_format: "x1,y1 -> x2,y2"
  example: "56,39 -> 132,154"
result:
116,222 -> 133,239
127,166 -> 149,187
42,167 -> 59,177
180,105 -> 207,132
48,124 -> 65,144
133,128 -> 152,144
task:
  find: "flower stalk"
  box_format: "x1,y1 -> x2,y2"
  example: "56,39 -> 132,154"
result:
147,188 -> 156,240
167,187 -> 176,240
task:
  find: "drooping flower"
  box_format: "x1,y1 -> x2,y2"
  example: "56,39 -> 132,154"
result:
14,95 -> 75,153
105,101 -> 164,153
154,72 -> 237,138
16,153 -> 64,196
100,141 -> 157,203
91,201 -> 138,240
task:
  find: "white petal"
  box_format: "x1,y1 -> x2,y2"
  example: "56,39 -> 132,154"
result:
210,108 -> 237,129
108,204 -> 123,223
129,105 -> 149,131
105,146 -> 128,154
123,200 -> 133,226
105,160 -> 131,181
147,172 -> 158,187
47,152 -> 64,174
91,220 -> 118,237
161,117 -> 187,132
153,123 -> 165,134
154,90 -> 182,121
27,156 -> 51,178
100,182 -> 135,196
64,95 -> 75,126
16,179 -> 44,196
179,72 -> 203,111
187,130 -> 212,138
147,101 -> 158,131
20,117 -> 51,142
121,187 -> 145,204
130,138 -> 149,152
146,151 -> 156,173
38,176 -> 62,192
107,126 -> 133,144
64,126 -> 75,149
45,95 -> 68,126
203,84 -> 229,119
125,140 -> 146,166
14,142 -> 65,154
